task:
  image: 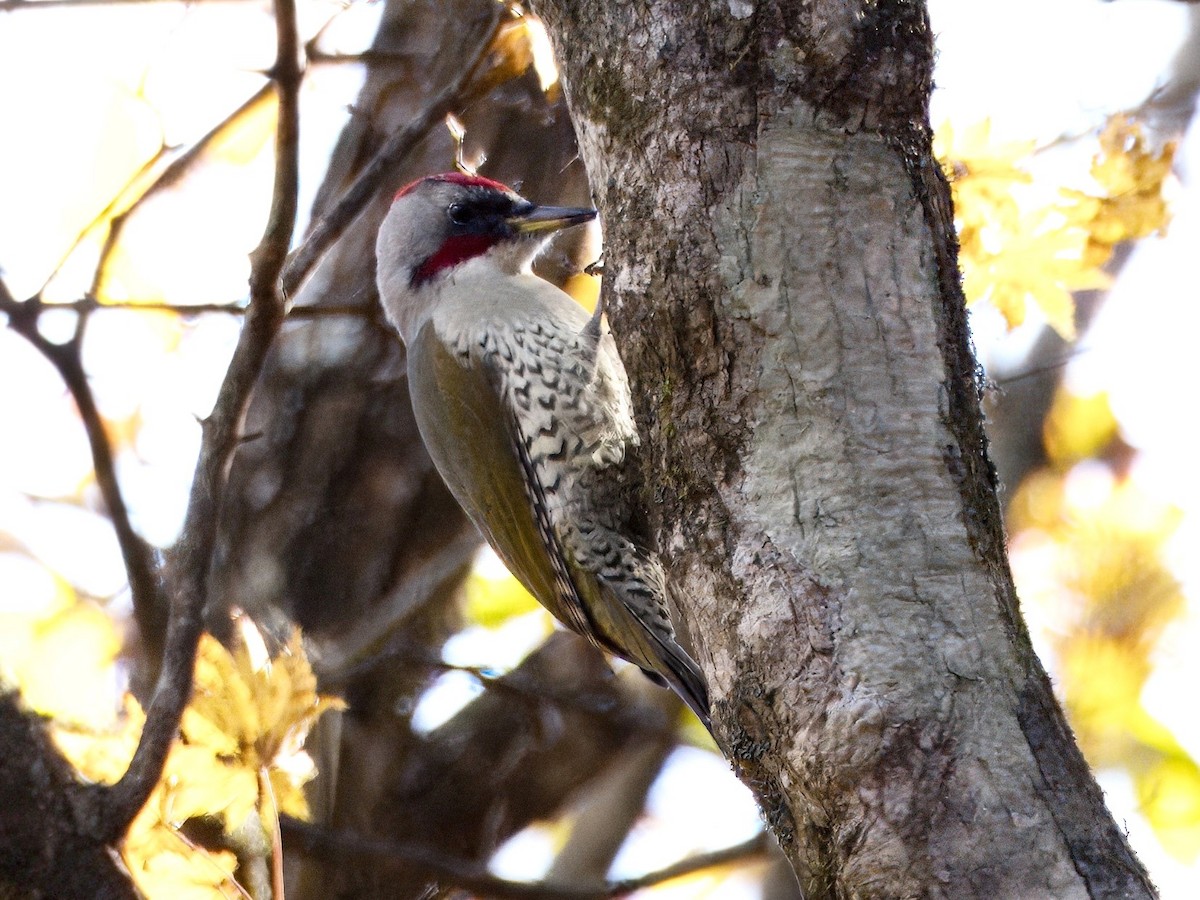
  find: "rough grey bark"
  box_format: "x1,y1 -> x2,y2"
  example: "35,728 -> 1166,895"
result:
530,1 -> 1156,897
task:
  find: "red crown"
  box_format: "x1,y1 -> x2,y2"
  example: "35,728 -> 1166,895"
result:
394,172 -> 513,201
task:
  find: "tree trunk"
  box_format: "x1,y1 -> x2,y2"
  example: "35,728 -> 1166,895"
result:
531,1 -> 1157,897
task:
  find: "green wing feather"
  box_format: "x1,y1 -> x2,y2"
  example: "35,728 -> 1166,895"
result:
409,320 -> 710,729
408,322 -> 592,635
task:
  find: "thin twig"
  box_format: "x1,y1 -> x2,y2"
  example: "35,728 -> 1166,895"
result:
0,0 -> 256,10
91,0 -> 302,842
281,818 -> 769,900
0,282 -> 165,656
306,47 -> 413,67
91,85 -> 275,298
315,634 -> 685,747
993,346 -> 1093,387
259,767 -> 286,900
303,16 -> 414,69
170,827 -> 254,900
39,296 -> 377,319
310,530 -> 479,685
40,147 -> 169,300
279,6 -> 503,298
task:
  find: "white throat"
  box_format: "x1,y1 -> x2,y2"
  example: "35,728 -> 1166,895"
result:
376,235 -> 547,347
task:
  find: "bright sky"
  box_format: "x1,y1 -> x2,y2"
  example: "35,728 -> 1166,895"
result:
1,0 -> 1198,896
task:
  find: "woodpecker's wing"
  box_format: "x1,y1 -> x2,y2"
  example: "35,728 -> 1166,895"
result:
499,394 -> 604,640
483,313 -> 710,729
409,306 -> 710,729
407,318 -> 596,636
496,361 -> 711,729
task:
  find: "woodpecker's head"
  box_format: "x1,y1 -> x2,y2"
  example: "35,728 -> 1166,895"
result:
376,172 -> 595,342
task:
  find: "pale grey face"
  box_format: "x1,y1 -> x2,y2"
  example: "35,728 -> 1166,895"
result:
375,178 -> 520,342
377,180 -> 531,284
375,175 -> 596,342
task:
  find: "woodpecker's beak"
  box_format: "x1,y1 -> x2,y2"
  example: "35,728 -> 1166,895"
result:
508,204 -> 597,234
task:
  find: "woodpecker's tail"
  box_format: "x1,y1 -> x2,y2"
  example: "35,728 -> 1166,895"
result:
641,631 -> 711,732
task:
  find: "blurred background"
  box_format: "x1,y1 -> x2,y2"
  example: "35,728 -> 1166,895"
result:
0,0 -> 1196,896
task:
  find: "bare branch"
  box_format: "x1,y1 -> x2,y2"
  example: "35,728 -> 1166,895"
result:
279,5 -> 503,298
38,296 -> 377,319
614,832 -> 769,895
91,0 -> 302,841
281,818 -> 768,900
91,85 -> 274,299
309,530 -> 480,684
0,693 -> 139,898
547,686 -> 679,886
316,635 -> 683,741
0,282 -> 166,657
37,147 -> 169,300
0,0 -> 257,10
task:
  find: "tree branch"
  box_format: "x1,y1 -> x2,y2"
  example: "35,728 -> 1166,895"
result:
0,281 -> 165,657
89,0 -> 302,842
279,5 -> 502,298
90,85 -> 275,299
0,693 -> 138,899
316,633 -> 684,742
0,0 -> 256,10
39,297 -> 378,319
547,684 -> 679,886
281,817 -> 768,900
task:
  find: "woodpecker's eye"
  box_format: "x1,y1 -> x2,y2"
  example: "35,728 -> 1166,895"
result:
447,202 -> 473,226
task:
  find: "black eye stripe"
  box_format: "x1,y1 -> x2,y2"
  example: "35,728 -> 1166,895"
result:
446,192 -> 523,227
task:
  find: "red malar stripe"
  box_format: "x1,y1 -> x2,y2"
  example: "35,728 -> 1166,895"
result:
413,233 -> 501,284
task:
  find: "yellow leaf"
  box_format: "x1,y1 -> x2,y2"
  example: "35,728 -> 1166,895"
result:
1058,633 -> 1147,763
181,705 -> 240,759
211,92 -> 278,168
935,119 -> 1034,239
465,568 -> 540,628
563,272 -> 601,312
1,78 -> 162,296
20,599 -> 121,727
1136,756 -> 1200,863
54,699 -> 246,898
46,615 -> 335,894
187,634 -> 259,756
1014,472 -> 1184,647
95,90 -> 278,305
165,743 -> 257,829
1089,115 -> 1175,245
959,206 -> 1107,338
53,694 -> 144,784
522,14 -> 561,93
269,764 -> 312,820
1006,468 -> 1065,533
124,816 -> 241,900
935,119 -> 1036,187
466,16 -> 535,102
1043,389 -> 1119,466
940,115 -> 1172,339
178,626 -> 340,832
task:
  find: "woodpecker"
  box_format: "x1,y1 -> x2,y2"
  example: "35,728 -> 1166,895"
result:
375,172 -> 710,728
